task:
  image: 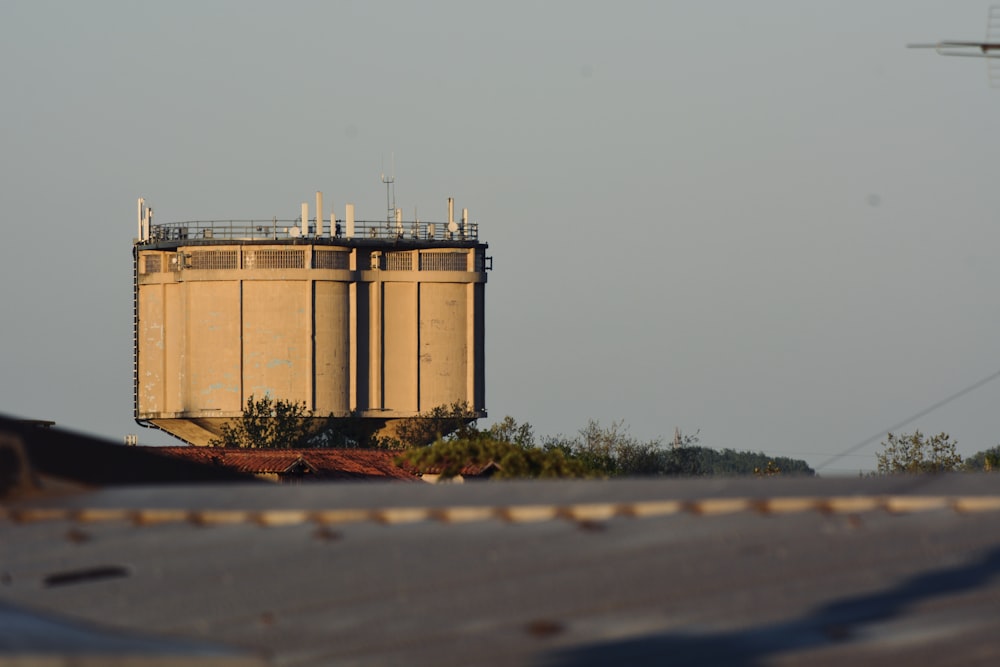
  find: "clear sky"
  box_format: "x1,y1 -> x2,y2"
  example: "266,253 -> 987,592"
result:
2,1 -> 999,473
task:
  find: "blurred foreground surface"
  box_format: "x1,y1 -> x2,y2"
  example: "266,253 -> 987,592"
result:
2,417 -> 1000,666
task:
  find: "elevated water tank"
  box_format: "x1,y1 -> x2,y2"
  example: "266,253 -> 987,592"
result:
133,197 -> 489,446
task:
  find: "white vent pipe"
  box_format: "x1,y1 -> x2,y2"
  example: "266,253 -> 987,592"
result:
316,191 -> 324,236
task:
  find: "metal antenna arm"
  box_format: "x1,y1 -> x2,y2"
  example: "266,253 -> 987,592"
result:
908,41 -> 1000,57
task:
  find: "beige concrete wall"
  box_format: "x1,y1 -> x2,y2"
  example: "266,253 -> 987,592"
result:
242,280 -> 310,403
164,282 -> 186,414
186,280 -> 242,413
136,242 -> 487,445
382,281 -> 418,413
137,282 -> 165,414
419,282 -> 468,411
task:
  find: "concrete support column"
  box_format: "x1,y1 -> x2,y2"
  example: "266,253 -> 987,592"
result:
466,282 -> 476,409
349,281 -> 357,412
306,280 -> 314,410
370,280 -> 382,410
349,248 -> 358,412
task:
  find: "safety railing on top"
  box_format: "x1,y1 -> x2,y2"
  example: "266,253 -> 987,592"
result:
143,219 -> 480,243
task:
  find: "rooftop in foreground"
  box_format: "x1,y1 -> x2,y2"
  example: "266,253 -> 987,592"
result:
5,415 -> 1000,665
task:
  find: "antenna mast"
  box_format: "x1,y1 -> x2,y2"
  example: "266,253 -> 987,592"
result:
908,6 -> 1000,87
381,153 -> 396,225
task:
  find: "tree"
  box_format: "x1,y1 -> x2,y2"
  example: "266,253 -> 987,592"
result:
391,401 -> 480,448
876,431 -> 962,474
754,461 -> 782,477
396,415 -> 591,480
487,415 -> 535,449
660,445 -> 708,476
398,433 -> 587,480
542,419 -> 666,476
398,418 -> 587,479
963,445 -> 1000,472
306,415 -> 392,450
210,394 -> 329,449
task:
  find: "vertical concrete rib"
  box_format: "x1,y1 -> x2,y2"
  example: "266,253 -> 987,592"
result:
415,280 -> 421,411
239,279 -> 244,410
477,281 -> 486,410
183,276 -> 191,415
308,278 -> 315,410
370,279 -> 382,411
132,248 -> 139,419
467,281 -> 476,409
161,282 -> 168,413
349,250 -> 357,411
305,250 -> 315,411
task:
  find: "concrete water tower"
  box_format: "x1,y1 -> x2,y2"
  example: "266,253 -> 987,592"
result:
133,192 -> 490,445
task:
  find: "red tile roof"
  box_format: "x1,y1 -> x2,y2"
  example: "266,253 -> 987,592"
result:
146,448 -> 420,482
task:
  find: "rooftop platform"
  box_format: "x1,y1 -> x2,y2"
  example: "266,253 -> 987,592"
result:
137,218 -> 482,250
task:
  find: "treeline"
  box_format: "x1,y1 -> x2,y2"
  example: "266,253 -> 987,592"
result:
211,396 -> 816,479
875,431 -> 1000,475
212,397 -> 1000,478
399,414 -> 815,479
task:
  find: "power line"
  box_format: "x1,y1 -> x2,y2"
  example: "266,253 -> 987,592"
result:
815,367 -> 1000,472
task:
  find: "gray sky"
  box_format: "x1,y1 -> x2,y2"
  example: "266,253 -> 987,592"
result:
2,1 -> 999,473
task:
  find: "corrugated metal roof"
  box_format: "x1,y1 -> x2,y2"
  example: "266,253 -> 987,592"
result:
8,475 -> 1000,666
8,416 -> 1000,665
